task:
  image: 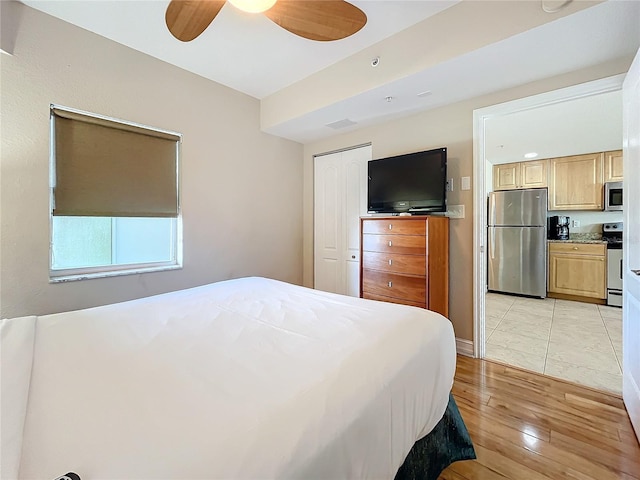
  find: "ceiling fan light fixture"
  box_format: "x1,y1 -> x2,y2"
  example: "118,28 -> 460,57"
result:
229,0 -> 277,13
165,0 -> 368,42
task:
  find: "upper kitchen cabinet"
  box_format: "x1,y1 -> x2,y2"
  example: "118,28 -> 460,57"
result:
520,160 -> 548,188
493,159 -> 547,191
548,152 -> 604,210
604,150 -> 623,182
493,163 -> 519,190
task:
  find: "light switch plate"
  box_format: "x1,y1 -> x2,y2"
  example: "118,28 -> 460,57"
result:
447,205 -> 465,219
461,176 -> 471,190
447,178 -> 454,192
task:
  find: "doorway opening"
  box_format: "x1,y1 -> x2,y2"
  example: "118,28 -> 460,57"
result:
472,75 -> 625,394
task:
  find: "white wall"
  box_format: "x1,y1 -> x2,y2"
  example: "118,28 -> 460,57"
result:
302,58 -> 632,342
0,4 -> 303,318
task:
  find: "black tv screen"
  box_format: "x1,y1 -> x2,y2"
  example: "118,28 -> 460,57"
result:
367,147 -> 447,214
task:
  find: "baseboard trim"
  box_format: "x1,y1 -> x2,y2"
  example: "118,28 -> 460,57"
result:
456,338 -> 474,357
547,292 -> 605,305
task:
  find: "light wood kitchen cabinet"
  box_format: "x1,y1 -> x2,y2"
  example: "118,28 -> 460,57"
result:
520,160 -> 548,188
548,152 -> 604,210
493,160 -> 547,191
493,163 -> 519,190
604,150 -> 623,182
548,242 -> 606,301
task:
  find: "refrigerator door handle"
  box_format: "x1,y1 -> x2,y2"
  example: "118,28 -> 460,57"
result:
489,227 -> 495,259
488,193 -> 495,226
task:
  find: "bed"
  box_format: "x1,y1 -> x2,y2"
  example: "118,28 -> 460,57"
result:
1,277 -> 474,479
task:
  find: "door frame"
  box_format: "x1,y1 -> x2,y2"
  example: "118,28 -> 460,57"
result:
622,48 -> 640,440
472,74 -> 625,358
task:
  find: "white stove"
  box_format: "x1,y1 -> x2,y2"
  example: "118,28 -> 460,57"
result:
603,222 -> 623,307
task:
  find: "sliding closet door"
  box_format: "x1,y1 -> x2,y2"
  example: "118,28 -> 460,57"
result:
342,145 -> 371,296
314,151 -> 341,294
314,145 -> 370,296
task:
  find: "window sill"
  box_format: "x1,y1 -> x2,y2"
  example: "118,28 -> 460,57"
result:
49,264 -> 182,283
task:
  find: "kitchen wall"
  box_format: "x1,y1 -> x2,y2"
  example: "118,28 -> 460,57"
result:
552,211 -> 624,235
0,4 -> 303,319
303,57 -> 632,342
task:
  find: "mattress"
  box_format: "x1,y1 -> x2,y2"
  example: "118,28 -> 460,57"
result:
2,277 -> 456,479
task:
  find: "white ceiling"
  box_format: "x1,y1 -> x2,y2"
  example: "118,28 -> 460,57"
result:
20,0 -> 640,144
21,0 -> 460,99
485,90 -> 623,165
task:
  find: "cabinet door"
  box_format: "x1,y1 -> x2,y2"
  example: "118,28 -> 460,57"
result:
548,252 -> 606,299
493,163 -> 519,190
604,150 -> 623,182
520,160 -> 547,188
548,153 -> 604,210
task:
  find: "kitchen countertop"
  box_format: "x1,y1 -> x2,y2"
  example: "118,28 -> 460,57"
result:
548,233 -> 607,244
548,239 -> 608,244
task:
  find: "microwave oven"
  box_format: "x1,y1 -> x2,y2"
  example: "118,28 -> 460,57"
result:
604,181 -> 623,211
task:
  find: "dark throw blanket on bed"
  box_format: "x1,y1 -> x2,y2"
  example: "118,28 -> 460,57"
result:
395,394 -> 475,480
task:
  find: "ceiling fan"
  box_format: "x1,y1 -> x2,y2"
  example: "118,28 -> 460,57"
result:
165,0 -> 367,42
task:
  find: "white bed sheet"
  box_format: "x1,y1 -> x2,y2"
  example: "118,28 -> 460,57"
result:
7,277 -> 456,479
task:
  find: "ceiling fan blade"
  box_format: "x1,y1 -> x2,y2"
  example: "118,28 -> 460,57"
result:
165,0 -> 226,42
265,0 -> 367,42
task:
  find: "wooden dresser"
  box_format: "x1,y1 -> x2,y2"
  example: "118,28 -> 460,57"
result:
359,216 -> 449,317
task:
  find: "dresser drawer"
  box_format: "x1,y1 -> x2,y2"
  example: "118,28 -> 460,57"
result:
362,219 -> 426,235
548,242 -> 606,256
362,292 -> 426,309
362,251 -> 426,275
362,269 -> 426,303
362,234 -> 426,255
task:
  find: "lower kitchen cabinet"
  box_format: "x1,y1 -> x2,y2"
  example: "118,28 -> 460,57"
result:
548,242 -> 607,301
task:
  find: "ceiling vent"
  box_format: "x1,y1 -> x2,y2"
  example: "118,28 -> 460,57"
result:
325,119 -> 357,130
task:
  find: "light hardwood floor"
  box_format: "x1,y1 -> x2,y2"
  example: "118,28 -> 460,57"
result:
439,356 -> 640,480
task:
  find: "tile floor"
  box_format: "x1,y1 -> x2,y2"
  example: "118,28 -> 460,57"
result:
485,292 -> 623,395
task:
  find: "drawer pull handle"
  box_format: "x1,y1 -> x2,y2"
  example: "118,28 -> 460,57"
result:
388,281 -> 393,288
573,247 -> 578,250
389,259 -> 393,266
388,240 -> 393,247
389,224 -> 393,230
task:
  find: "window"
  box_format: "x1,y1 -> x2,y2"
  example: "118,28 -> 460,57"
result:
50,105 -> 182,281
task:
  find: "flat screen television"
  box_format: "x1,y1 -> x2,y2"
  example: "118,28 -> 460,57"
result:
367,147 -> 447,214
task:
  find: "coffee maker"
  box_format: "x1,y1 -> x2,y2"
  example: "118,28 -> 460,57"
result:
548,215 -> 570,240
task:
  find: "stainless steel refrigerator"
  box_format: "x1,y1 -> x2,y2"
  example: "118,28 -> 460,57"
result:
488,188 -> 547,298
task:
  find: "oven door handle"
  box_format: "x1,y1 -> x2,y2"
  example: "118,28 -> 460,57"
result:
620,258 -> 623,280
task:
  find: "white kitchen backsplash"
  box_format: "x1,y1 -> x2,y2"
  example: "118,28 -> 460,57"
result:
549,210 -> 623,234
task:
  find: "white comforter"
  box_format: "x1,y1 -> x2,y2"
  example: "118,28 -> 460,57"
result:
2,277 -> 456,480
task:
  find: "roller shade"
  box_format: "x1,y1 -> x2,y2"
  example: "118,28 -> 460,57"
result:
52,107 -> 180,217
